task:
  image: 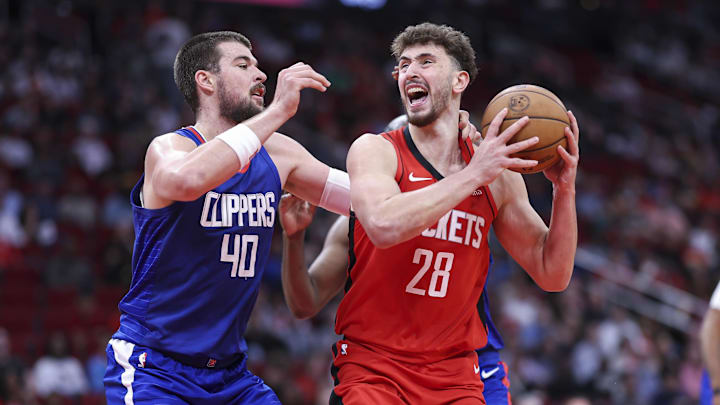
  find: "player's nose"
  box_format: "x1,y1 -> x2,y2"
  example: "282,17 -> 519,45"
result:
254,66 -> 267,83
405,61 -> 421,77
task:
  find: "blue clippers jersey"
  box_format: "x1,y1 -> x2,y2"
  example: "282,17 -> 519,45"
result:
113,126 -> 281,362
478,255 -> 504,352
478,287 -> 504,351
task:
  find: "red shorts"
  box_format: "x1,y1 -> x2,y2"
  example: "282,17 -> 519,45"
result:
330,339 -> 485,405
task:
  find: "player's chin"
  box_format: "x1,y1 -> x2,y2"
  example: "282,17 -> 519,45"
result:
407,110 -> 435,127
251,97 -> 265,109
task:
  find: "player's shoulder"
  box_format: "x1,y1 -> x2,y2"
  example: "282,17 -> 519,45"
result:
347,133 -> 398,177
149,131 -> 197,151
349,132 -> 394,153
488,169 -> 527,209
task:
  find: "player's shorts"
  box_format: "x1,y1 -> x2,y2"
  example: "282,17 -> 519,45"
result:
329,339 -> 485,405
104,339 -> 280,404
476,349 -> 511,405
700,369 -> 712,405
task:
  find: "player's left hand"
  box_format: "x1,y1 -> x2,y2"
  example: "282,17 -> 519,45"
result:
543,110 -> 579,189
458,110 -> 480,144
279,193 -> 317,238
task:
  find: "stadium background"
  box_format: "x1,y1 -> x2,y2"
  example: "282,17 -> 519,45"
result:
0,0 -> 718,404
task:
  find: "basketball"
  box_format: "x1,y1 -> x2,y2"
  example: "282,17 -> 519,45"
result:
480,84 -> 569,174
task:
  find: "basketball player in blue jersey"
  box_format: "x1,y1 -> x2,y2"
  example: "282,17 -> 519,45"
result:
700,281 -> 720,405
277,115 -> 513,404
104,31 -> 353,404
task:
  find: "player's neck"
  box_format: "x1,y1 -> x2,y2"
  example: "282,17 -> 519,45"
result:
193,112 -> 237,142
407,109 -> 463,172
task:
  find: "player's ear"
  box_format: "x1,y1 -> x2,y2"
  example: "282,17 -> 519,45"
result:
195,70 -> 215,96
453,71 -> 469,94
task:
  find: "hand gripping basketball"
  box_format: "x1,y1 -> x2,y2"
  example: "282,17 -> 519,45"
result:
469,107 -> 539,185
542,110 -> 580,189
480,84 -> 570,174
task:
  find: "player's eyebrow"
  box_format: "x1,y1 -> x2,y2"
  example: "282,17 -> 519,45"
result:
398,52 -> 437,63
414,52 -> 436,60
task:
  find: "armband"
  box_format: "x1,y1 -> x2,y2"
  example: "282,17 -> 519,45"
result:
318,168 -> 350,216
711,281 -> 720,310
216,124 -> 262,168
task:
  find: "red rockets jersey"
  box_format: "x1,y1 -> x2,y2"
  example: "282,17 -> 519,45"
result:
335,126 -> 498,363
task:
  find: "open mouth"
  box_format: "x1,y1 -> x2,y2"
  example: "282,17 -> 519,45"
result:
250,85 -> 265,101
406,84 -> 428,107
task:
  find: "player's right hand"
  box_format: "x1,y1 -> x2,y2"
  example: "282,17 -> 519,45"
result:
469,107 -> 538,184
279,193 -> 317,238
271,62 -> 331,119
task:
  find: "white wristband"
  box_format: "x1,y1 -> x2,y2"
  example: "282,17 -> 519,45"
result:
216,124 -> 262,168
711,281 -> 720,310
319,168 -> 350,216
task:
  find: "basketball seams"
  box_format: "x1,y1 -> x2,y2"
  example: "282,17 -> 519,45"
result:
486,89 -> 566,113
513,136 -> 566,154
480,116 -> 570,130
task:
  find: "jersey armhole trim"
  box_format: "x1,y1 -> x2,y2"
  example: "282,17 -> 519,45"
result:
484,186 -> 498,220
130,174 -> 184,216
380,132 -> 404,183
257,147 -> 282,192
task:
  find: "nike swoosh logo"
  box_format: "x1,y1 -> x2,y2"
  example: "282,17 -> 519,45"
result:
481,366 -> 499,379
473,364 -> 480,374
408,172 -> 432,182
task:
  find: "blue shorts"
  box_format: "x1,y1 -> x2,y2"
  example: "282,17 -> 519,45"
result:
701,369 -> 712,405
104,339 -> 280,405
477,349 -> 511,405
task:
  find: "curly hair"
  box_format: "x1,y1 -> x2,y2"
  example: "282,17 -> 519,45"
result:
391,22 -> 478,84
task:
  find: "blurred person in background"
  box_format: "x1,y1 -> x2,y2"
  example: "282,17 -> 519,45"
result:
104,30 -> 350,404
0,2 -> 716,404
0,328 -> 30,405
563,396 -> 592,405
31,331 -> 88,399
700,281 -> 720,405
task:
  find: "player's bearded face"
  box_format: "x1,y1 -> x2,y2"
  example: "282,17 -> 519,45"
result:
404,76 -> 451,127
218,78 -> 264,124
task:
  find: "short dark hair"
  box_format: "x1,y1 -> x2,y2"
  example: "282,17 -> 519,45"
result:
391,22 -> 478,84
174,31 -> 251,112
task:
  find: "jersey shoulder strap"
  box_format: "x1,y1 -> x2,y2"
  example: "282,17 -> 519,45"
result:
174,126 -> 207,147
379,128 -> 406,183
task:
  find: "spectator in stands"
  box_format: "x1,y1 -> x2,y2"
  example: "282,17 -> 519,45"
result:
0,328 -> 28,404
31,331 -> 88,398
700,282 -> 720,405
0,1 -> 717,404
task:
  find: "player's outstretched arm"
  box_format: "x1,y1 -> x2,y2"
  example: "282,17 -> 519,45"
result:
264,134 -> 350,216
145,63 -> 331,206
279,194 -> 349,319
492,111 -> 579,292
348,108 -> 536,249
701,283 -> 720,404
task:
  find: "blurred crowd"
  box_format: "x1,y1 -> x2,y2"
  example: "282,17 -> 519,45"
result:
0,0 -> 718,404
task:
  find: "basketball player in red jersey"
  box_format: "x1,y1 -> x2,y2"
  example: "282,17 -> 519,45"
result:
333,23 -> 580,404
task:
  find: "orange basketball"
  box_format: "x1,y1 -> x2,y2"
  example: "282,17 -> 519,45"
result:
480,84 -> 569,174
